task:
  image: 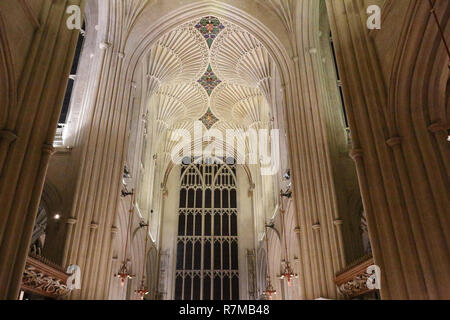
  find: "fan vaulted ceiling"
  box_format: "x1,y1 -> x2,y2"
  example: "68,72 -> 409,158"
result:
142,15 -> 277,154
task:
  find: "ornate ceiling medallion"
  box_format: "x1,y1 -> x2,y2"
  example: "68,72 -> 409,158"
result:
198,64 -> 222,96
199,108 -> 219,130
195,16 -> 225,48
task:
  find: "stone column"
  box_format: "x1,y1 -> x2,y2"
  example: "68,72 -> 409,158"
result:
279,0 -> 347,299
61,0 -> 151,299
62,39 -> 132,299
326,0 -> 449,299
0,0 -> 85,299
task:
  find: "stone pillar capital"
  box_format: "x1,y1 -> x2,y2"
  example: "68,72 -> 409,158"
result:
349,148 -> 363,161
99,42 -> 111,50
0,130 -> 18,144
428,122 -> 446,134
66,218 -> 77,225
386,136 -> 402,148
90,222 -> 99,230
42,144 -> 56,156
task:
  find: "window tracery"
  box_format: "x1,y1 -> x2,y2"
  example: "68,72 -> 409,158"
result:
175,158 -> 239,300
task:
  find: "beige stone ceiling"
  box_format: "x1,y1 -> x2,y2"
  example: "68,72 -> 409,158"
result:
141,16 -> 276,153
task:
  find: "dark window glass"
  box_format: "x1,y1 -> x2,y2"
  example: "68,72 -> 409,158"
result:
186,213 -> 193,236
175,276 -> 183,300
193,276 -> 201,300
223,275 -> 230,300
59,25 -> 85,125
232,276 -> 239,300
71,24 -> 85,75
329,32 -> 341,80
203,275 -> 211,300
60,80 -> 74,124
195,213 -> 202,236
231,241 -> 238,270
339,86 -> 349,127
180,189 -> 186,208
214,189 -> 221,208
204,212 -> 211,236
185,241 -> 193,270
329,31 -> 348,128
176,242 -> 184,270
214,276 -> 221,300
188,189 -> 195,208
230,190 -> 237,208
222,189 -> 229,208
214,241 -> 221,270
205,189 -> 212,208
222,241 -> 229,270
204,240 -> 211,270
178,212 -> 185,236
184,275 -> 192,300
222,213 -> 229,236
196,189 -> 202,208
230,213 -> 237,236
194,241 -> 201,270
214,212 -> 221,236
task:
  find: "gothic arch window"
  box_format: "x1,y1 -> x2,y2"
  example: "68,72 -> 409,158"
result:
329,30 -> 349,129
175,158 -> 239,300
55,22 -> 86,146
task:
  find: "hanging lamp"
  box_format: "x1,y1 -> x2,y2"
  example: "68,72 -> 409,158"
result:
135,215 -> 150,300
115,189 -> 136,287
263,224 -> 277,299
279,192 -> 298,286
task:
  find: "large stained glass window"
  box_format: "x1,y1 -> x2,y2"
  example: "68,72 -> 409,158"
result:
175,158 -> 239,300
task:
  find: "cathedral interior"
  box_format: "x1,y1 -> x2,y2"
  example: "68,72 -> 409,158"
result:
0,0 -> 448,301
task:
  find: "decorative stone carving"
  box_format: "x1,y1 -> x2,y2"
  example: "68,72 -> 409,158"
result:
21,255 -> 72,299
66,217 -> 77,225
199,108 -> 220,130
194,16 -> 225,48
338,271 -> 371,298
197,64 -> 222,96
0,130 -> 18,144
335,255 -> 376,299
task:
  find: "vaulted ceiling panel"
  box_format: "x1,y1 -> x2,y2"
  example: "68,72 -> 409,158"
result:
141,16 -> 278,158
143,26 -> 208,97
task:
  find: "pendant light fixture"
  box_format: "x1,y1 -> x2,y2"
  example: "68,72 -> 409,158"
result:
279,192 -> 298,286
135,214 -> 150,300
115,189 -> 136,287
263,224 -> 277,299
